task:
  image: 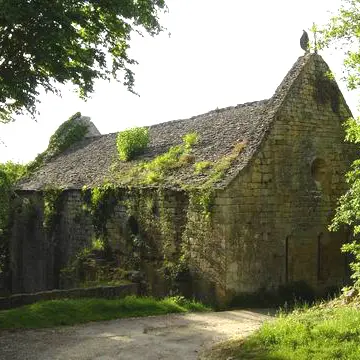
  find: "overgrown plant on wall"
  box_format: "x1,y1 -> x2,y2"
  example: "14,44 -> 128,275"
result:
43,187 -> 64,234
82,134 -> 246,291
82,183 -> 123,258
30,125 -> 247,295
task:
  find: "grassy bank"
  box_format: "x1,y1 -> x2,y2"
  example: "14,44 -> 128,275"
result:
0,296 -> 210,329
206,304 -> 360,360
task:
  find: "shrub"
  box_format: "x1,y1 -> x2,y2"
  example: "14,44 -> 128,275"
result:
116,127 -> 149,161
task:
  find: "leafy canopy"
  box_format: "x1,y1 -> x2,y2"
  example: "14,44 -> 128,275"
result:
321,0 -> 360,288
0,161 -> 26,274
320,0 -> 360,91
330,121 -> 360,287
0,0 -> 166,122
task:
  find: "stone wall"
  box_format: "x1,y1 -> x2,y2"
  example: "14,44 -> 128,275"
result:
0,283 -> 139,310
10,190 -> 94,293
183,194 -> 227,305
216,55 -> 356,300
9,188 -> 194,298
105,188 -> 190,297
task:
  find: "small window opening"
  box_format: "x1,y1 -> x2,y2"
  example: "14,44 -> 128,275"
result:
128,216 -> 139,235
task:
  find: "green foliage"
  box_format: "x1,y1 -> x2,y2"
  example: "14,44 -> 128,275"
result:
112,133 -> 245,189
194,161 -> 213,174
0,161 -> 26,234
182,132 -> 199,150
207,306 -> 360,360
59,234 -> 130,288
47,112 -> 88,156
143,145 -> 183,182
73,135 -> 245,298
116,127 -> 150,161
27,112 -> 88,173
92,238 -> 105,251
320,0 -> 360,91
203,141 -> 246,187
122,188 -> 177,265
0,161 -> 26,274
0,296 -> 210,329
112,132 -> 199,184
0,1 -> 166,122
330,119 -> 360,287
142,133 -> 199,183
43,187 -> 64,233
0,162 -> 26,184
82,183 -> 119,242
320,1 -> 360,291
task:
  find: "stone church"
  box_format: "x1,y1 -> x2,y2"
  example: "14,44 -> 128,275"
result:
9,53 -> 357,305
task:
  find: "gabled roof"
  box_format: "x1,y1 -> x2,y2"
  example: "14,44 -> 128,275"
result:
17,54 -> 320,191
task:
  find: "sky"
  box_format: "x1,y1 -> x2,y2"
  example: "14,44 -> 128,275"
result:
0,0 -> 356,163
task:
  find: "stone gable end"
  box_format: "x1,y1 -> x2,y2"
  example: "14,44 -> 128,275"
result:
217,54 -> 355,300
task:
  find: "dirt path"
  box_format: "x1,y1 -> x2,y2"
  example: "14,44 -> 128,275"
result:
0,310 -> 273,360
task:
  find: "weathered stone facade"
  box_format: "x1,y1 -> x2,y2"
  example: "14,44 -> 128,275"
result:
7,54 -> 357,305
10,191 -> 93,293
214,55 -> 355,300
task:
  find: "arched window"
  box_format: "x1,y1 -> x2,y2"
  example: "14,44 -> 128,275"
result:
311,158 -> 328,191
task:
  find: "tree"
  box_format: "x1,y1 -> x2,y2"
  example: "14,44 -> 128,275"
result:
0,161 -> 26,277
320,0 -> 360,91
321,0 -> 360,289
0,0 -> 166,122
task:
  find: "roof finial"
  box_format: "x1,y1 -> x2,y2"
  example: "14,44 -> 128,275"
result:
300,30 -> 309,53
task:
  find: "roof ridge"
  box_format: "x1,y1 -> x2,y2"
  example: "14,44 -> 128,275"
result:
92,55 -> 315,141
89,99 -> 269,139
264,53 -> 314,113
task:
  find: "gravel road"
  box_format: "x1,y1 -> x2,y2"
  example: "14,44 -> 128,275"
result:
0,309 -> 273,360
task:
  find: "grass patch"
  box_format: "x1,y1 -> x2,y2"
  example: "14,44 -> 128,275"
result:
0,296 -> 210,330
205,305 -> 360,359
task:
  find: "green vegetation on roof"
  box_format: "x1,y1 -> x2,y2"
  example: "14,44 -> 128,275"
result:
27,112 -> 88,173
116,126 -> 150,161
